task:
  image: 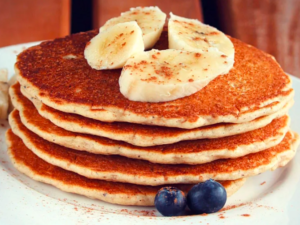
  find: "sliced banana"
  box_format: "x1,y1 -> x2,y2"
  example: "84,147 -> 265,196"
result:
119,49 -> 234,102
8,74 -> 17,87
84,21 -> 144,70
100,6 -> 166,49
0,69 -> 9,119
168,13 -> 234,58
8,74 -> 17,113
0,68 -> 8,83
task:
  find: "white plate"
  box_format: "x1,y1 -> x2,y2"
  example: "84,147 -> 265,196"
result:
0,42 -> 299,225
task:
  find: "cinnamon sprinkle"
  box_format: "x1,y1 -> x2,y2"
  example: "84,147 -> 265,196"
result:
218,213 -> 225,219
220,203 -> 248,212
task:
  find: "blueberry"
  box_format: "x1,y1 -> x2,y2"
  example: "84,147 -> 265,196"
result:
154,187 -> 187,216
187,179 -> 227,214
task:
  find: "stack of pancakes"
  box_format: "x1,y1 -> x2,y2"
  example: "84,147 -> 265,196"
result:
6,30 -> 300,206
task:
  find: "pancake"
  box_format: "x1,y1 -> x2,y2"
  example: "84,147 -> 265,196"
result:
9,113 -> 299,186
16,30 -> 293,129
6,129 -> 246,206
10,103 -> 290,165
12,83 -> 293,147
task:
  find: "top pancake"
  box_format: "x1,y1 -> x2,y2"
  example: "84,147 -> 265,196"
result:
16,30 -> 293,129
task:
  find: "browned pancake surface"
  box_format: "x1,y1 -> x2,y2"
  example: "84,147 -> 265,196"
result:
12,83 -> 289,144
12,99 -> 288,155
16,31 -> 292,122
11,111 -> 294,179
6,129 -> 237,198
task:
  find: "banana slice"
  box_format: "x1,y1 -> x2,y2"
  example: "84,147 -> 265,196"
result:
84,21 -> 144,70
8,74 -> 17,87
100,6 -> 166,49
0,68 -> 8,83
0,84 -> 8,119
168,13 -> 234,58
8,74 -> 17,113
0,69 -> 9,119
119,49 -> 234,102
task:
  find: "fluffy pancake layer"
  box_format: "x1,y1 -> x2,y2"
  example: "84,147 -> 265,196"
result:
9,111 -> 299,186
6,130 -> 246,206
10,98 -> 290,164
16,30 -> 293,129
11,83 -> 293,147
